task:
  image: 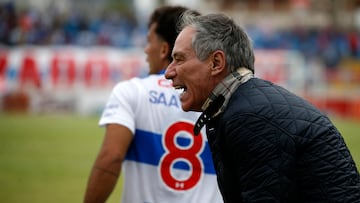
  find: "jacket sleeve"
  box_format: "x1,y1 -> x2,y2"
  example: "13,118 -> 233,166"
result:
224,113 -> 298,202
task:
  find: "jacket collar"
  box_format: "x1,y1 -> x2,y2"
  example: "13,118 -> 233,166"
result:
193,67 -> 253,135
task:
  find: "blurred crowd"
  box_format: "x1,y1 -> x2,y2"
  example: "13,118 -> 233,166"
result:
1,2 -> 360,70
0,2 -> 145,48
248,25 -> 359,69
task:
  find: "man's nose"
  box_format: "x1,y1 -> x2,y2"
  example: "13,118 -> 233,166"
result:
165,62 -> 176,79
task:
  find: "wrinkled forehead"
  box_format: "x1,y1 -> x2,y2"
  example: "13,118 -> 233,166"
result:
172,26 -> 196,56
178,25 -> 195,41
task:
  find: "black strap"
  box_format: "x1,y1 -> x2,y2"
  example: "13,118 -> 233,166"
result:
193,95 -> 225,135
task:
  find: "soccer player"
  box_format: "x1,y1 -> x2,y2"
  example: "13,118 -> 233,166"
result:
84,6 -> 222,203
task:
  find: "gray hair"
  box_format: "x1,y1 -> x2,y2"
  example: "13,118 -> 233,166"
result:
178,12 -> 255,73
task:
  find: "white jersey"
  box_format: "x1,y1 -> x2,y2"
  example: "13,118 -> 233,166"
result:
99,74 -> 223,203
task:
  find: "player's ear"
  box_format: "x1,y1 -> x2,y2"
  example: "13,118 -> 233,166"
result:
160,42 -> 170,60
210,50 -> 226,76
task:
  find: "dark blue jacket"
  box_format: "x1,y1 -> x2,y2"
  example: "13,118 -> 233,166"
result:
206,78 -> 360,203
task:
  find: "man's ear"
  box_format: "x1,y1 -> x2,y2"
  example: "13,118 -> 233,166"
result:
160,42 -> 170,60
210,50 -> 226,76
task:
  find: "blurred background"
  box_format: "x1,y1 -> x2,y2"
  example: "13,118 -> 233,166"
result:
1,0 -> 360,118
0,0 -> 359,202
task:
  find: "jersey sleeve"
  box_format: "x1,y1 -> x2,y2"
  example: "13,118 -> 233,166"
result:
98,79 -> 140,134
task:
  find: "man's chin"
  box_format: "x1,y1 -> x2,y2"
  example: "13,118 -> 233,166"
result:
181,103 -> 191,112
181,103 -> 202,112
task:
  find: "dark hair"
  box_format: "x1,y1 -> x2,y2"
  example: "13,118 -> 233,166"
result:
148,6 -> 200,62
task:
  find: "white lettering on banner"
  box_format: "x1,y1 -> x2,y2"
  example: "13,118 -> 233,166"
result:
255,50 -> 287,84
254,49 -> 306,94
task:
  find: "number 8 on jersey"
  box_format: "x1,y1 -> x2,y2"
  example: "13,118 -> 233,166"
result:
160,121 -> 204,191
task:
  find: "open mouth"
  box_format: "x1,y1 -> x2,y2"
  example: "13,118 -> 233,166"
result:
174,85 -> 187,95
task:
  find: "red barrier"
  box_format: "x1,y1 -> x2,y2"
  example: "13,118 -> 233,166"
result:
351,99 -> 360,120
19,54 -> 41,88
306,95 -> 360,120
0,51 -> 8,77
51,53 -> 76,87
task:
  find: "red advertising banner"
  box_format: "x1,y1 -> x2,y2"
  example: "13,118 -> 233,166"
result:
0,46 -> 148,93
0,47 -> 309,115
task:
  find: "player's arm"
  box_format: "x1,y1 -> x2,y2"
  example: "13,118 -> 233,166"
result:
84,124 -> 133,203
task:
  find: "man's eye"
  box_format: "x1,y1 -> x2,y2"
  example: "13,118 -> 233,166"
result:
176,60 -> 184,65
174,57 -> 183,63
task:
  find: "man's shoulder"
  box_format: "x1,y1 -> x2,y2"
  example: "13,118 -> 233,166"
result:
135,74 -> 174,90
125,74 -> 168,84
112,75 -> 163,88
112,74 -> 180,103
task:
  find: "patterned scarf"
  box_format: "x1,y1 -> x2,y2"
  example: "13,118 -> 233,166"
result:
193,67 -> 254,135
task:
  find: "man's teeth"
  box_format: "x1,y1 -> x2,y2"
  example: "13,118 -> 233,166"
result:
175,87 -> 186,94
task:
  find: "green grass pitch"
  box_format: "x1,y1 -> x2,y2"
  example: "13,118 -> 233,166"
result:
0,113 -> 359,202
0,114 -> 123,203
